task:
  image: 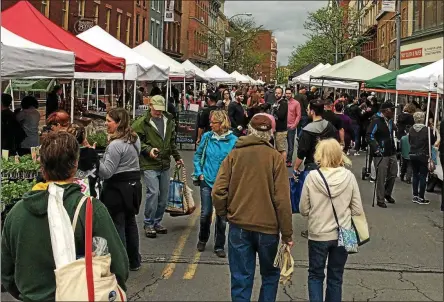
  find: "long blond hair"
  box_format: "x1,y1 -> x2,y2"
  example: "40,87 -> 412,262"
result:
314,139 -> 351,168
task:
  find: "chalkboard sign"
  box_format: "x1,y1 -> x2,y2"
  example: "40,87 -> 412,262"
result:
176,110 -> 198,149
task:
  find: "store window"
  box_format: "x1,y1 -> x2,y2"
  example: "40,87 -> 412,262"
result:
413,0 -> 444,33
126,17 -> 131,45
136,14 -> 140,43
106,8 -> 111,32
156,22 -> 161,48
94,3 -> 99,25
117,13 -> 122,40
62,0 -> 69,30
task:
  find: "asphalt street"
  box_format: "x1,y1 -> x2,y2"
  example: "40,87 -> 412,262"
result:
2,150 -> 443,301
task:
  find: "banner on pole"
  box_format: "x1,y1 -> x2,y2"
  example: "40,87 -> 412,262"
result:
164,0 -> 175,22
224,37 -> 231,56
381,0 -> 396,12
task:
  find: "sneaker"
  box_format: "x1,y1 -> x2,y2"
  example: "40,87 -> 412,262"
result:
417,198 -> 430,205
354,152 -> 360,156
301,230 -> 308,238
130,265 -> 141,271
369,177 -> 376,183
197,241 -> 206,252
145,226 -> 157,238
214,249 -> 226,258
377,202 -> 387,208
346,150 -> 350,156
385,195 -> 396,204
154,224 -> 168,234
412,196 -> 420,204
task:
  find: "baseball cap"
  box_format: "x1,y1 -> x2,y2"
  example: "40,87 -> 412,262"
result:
150,95 -> 166,111
380,101 -> 395,110
250,114 -> 272,131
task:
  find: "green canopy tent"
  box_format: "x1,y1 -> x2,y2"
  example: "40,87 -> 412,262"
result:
364,65 -> 422,90
4,79 -> 56,93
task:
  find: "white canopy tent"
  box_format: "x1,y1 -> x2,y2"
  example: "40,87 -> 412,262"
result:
77,26 -> 169,81
396,59 -> 443,92
204,65 -> 236,83
438,74 -> 443,95
293,63 -> 328,84
294,63 -> 360,90
243,75 -> 258,85
1,26 -> 75,79
230,71 -> 250,83
256,79 -> 265,85
133,41 -> 194,79
181,59 -> 209,81
311,56 -> 390,82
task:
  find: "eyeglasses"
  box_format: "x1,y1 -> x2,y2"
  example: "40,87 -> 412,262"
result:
210,121 -> 221,125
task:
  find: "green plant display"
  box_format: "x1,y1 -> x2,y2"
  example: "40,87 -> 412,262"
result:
1,155 -> 40,179
87,131 -> 108,149
1,179 -> 36,207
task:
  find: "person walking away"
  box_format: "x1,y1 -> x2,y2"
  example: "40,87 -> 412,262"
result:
193,111 -> 237,258
396,103 -> 416,140
345,96 -> 363,155
15,96 -> 40,156
335,102 -> 354,155
286,88 -> 301,166
98,108 -> 143,270
366,101 -> 398,208
408,112 -> 436,205
295,87 -> 309,136
400,126 -> 412,184
196,93 -> 219,144
264,84 -> 276,105
1,132 -> 128,301
271,87 -> 288,161
132,95 -> 183,238
246,92 -> 263,123
323,99 -> 345,147
212,114 -> 293,302
1,93 -> 25,154
45,85 -> 62,118
300,138 -> 364,302
228,91 -> 246,137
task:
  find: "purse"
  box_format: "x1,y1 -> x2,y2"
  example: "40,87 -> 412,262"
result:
317,169 -> 359,254
167,166 -> 196,216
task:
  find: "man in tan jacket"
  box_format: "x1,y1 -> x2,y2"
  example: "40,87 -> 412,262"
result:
212,114 -> 293,302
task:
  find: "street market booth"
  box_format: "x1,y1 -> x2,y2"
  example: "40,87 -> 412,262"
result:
2,1 -> 126,123
204,65 -> 236,83
181,60 -> 209,82
288,63 -> 318,83
230,71 -> 251,84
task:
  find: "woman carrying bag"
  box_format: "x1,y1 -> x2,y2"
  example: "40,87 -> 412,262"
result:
193,110 -> 237,258
299,138 -> 365,302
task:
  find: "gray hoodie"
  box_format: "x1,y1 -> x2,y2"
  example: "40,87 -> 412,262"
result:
300,167 -> 364,241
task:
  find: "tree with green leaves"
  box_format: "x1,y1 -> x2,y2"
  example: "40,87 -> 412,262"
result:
288,35 -> 335,73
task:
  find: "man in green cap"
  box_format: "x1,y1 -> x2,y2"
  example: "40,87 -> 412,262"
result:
132,95 -> 183,238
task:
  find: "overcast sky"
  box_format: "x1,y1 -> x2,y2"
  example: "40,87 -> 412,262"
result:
224,0 -> 327,66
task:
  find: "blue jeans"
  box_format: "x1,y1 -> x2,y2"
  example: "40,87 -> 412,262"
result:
143,169 -> 170,227
287,128 -> 297,162
228,224 -> 280,302
308,240 -> 348,302
199,181 -> 227,251
351,122 -> 360,151
298,116 -> 309,137
410,157 -> 428,199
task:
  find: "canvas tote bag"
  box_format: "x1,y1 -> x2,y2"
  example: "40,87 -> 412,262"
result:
48,189 -> 126,301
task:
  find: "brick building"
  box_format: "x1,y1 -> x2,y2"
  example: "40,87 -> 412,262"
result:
255,30 -> 277,84
1,0 -> 148,48
163,0 -> 183,59
180,0 -> 210,69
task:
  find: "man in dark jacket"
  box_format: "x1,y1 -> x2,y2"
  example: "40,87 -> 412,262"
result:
1,93 -> 25,153
196,93 -> 219,144
345,96 -> 363,154
366,101 -> 398,208
295,87 -> 309,136
228,91 -> 246,137
45,85 -> 62,118
264,85 -> 276,105
271,87 -> 288,160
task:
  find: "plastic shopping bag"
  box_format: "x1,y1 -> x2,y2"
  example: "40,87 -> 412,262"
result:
289,171 -> 308,214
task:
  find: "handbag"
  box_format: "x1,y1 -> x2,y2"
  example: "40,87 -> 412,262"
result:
167,166 -> 196,216
428,127 -> 436,172
351,214 -> 370,246
317,169 -> 359,254
54,196 -> 126,301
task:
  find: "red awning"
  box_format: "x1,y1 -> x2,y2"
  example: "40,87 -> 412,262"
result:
1,1 -> 125,73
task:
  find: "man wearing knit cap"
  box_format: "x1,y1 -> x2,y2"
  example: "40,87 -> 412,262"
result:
212,114 -> 293,302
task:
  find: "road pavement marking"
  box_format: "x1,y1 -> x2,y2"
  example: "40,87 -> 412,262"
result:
183,251 -> 202,279
161,210 -> 200,279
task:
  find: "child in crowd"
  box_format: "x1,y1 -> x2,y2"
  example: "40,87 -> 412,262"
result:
400,125 -> 412,184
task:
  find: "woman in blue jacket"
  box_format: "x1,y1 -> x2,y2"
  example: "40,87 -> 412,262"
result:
193,110 -> 237,257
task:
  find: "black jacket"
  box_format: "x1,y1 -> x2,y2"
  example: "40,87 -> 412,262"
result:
264,89 -> 276,105
295,93 -> 308,116
77,147 -> 99,197
366,113 -> 397,157
271,98 -> 288,132
409,125 -> 436,158
45,92 -> 59,118
228,101 -> 246,135
396,112 -> 415,139
297,119 -> 338,166
345,103 -> 362,122
198,105 -> 219,133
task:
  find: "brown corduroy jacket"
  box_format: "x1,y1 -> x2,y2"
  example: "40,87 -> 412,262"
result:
212,135 -> 293,242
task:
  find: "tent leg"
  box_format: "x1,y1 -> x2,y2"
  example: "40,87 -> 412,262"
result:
111,80 -> 114,108
394,91 -> 399,124
70,79 -> 75,123
86,79 -> 90,111
9,80 -> 15,111
63,84 -> 66,101
169,80 -> 173,105
193,77 -> 197,104
96,80 -> 99,111
123,79 -> 126,109
133,80 -> 137,119
166,79 -> 170,104
426,92 -> 431,126
434,93 -> 439,135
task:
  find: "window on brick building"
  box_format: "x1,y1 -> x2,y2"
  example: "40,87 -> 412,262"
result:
150,19 -> 155,44
62,0 -> 69,30
413,0 -> 444,33
136,14 -> 140,42
41,0 -> 50,17
176,24 -> 181,53
157,0 -> 161,12
78,0 -> 85,18
126,17 -> 131,45
151,0 -> 155,10
156,22 -> 161,48
94,3 -> 99,25
401,7 -> 408,38
117,13 -> 122,40
142,17 -> 147,42
106,8 -> 111,32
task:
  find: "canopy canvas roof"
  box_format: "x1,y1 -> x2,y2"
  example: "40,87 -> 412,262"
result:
1,27 -> 75,79
289,63 -> 318,80
396,59 -> 444,92
204,65 -> 236,83
311,56 -> 390,82
292,63 -> 327,84
244,75 -> 258,85
230,71 -> 250,83
133,42 -> 194,79
2,1 -> 125,78
364,64 -> 422,90
293,63 -> 359,89
77,26 -> 169,81
181,60 -> 209,81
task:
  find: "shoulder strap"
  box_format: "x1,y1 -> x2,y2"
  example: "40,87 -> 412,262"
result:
84,197 -> 95,302
200,133 -> 211,166
316,169 -> 340,228
72,196 -> 88,231
428,127 -> 431,158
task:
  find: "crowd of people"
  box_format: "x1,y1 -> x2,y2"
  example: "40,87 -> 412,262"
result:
1,80 -> 443,301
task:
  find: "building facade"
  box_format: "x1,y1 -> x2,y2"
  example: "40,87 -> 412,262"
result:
254,30 -> 277,84
134,0 -> 150,47
207,0 -> 223,66
163,0 -> 183,59
148,0 -> 164,49
180,0 -> 210,69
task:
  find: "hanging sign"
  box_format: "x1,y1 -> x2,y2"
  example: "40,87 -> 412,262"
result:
381,0 -> 396,12
224,37 -> 231,55
164,0 -> 175,22
74,18 -> 95,34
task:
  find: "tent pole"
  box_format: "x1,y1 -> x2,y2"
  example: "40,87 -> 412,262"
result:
385,90 -> 388,101
9,80 -> 15,111
96,80 -> 99,111
308,77 -> 312,91
425,92 -> 431,126
111,80 -> 114,108
321,79 -> 325,95
86,79 -> 90,111
194,77 -> 197,104
166,79 -> 169,105
63,84 -> 66,101
70,79 -> 75,123
133,80 -> 137,119
433,93 -> 439,135
394,91 -> 399,124
183,77 -> 186,103
169,79 -> 172,105
123,79 -> 126,108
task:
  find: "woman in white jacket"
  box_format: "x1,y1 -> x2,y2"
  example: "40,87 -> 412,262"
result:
300,138 -> 364,302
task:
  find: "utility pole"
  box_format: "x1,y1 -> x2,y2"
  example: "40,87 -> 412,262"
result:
395,0 -> 401,70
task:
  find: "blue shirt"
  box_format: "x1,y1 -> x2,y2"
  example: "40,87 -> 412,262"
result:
193,131 -> 238,188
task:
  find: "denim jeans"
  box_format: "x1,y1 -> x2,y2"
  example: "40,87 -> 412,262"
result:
410,157 -> 428,199
199,180 -> 227,251
287,128 -> 297,162
351,122 -> 360,151
143,169 -> 170,227
308,240 -> 348,302
111,211 -> 141,269
298,116 -> 309,137
228,224 -> 280,302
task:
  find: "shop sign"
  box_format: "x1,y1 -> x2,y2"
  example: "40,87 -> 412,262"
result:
164,0 -> 175,22
400,37 -> 443,65
74,18 -> 95,34
381,0 -> 396,12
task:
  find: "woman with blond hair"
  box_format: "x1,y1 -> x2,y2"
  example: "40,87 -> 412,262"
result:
193,110 -> 237,257
300,138 -> 364,302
